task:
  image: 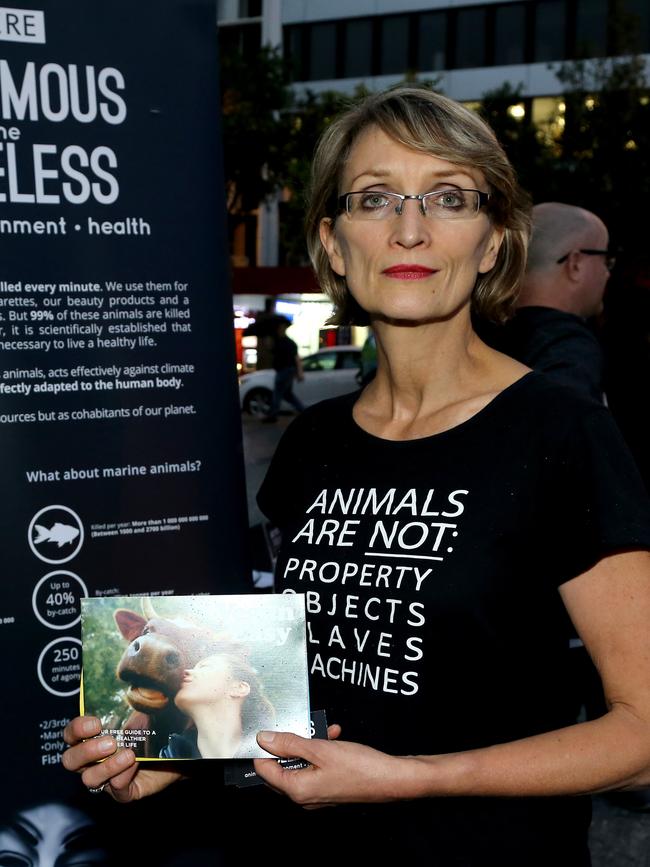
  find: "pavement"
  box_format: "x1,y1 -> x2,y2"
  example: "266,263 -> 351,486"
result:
241,413 -> 650,866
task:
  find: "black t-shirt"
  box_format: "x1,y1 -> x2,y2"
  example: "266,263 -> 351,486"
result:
256,372 -> 650,866
485,306 -> 604,402
273,334 -> 299,371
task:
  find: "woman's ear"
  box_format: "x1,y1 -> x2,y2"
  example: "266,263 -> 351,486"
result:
319,217 -> 346,277
230,679 -> 251,699
478,225 -> 505,274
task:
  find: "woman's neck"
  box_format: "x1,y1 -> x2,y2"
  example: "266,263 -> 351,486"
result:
191,703 -> 243,759
356,313 -> 526,440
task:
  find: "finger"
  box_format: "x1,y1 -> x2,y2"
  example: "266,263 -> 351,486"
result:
327,724 -> 342,741
253,759 -> 285,795
106,761 -> 141,803
63,715 -> 102,746
80,748 -> 136,793
62,735 -> 117,773
256,731 -> 319,763
253,756 -> 302,793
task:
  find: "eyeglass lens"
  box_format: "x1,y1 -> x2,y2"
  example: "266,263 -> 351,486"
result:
342,189 -> 483,220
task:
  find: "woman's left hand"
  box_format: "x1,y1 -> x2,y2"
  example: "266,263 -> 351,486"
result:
253,727 -> 416,808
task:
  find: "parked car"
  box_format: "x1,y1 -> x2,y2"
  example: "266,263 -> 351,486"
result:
239,346 -> 361,418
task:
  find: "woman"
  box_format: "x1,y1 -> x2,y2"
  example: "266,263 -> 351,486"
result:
161,650 -> 275,759
63,86 -> 650,865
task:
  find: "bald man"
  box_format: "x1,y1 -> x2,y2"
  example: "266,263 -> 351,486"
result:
494,202 -> 612,402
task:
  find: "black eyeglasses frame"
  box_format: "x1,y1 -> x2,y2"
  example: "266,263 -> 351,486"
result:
556,249 -> 616,271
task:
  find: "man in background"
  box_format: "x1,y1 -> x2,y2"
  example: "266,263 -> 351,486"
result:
491,201 -> 612,402
263,317 -> 304,423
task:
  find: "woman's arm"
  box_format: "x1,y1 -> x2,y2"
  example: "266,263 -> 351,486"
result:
62,716 -> 184,802
254,549 -> 650,807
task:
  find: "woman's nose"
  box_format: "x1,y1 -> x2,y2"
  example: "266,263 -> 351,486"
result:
389,198 -> 431,248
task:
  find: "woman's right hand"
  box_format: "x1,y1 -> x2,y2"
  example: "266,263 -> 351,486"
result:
62,716 -> 183,803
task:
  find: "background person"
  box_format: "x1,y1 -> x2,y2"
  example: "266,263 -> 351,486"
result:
264,317 -> 304,423
63,87 -> 650,867
482,201 -> 612,402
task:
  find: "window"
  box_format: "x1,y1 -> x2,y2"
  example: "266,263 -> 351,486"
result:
455,8 -> 486,69
339,352 -> 361,370
309,22 -> 337,81
218,22 -> 261,65
303,353 -> 337,372
576,0 -> 608,57
285,26 -> 305,81
494,4 -> 526,66
418,12 -> 447,71
622,0 -> 650,53
239,0 -> 261,17
534,0 -> 565,61
380,15 -> 410,75
344,19 -> 373,78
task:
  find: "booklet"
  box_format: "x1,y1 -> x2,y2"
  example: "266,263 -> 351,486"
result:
223,709 -> 328,787
80,594 -> 310,760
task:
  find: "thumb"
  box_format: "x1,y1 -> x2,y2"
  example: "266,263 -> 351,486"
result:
256,730 -> 315,761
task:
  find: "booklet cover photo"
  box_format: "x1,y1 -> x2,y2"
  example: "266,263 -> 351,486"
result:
80,594 -> 310,760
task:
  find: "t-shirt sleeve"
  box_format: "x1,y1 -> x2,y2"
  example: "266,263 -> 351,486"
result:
550,403 -> 650,584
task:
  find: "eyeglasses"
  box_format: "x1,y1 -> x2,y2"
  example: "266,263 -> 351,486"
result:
556,249 -> 616,272
337,189 -> 490,221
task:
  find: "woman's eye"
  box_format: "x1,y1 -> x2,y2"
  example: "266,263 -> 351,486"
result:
360,193 -> 390,209
437,190 -> 464,208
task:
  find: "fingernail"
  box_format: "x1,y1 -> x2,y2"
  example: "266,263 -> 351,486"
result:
115,750 -> 133,767
257,730 -> 275,744
81,718 -> 99,736
98,737 -> 115,753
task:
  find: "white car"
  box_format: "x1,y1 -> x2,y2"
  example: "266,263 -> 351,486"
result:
239,346 -> 361,418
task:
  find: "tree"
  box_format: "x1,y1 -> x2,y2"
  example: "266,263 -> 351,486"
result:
219,45 -> 291,214
551,52 -> 649,253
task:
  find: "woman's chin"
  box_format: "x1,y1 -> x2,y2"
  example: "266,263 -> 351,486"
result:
369,296 -> 470,327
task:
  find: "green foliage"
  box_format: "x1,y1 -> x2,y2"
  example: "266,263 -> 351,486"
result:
81,598 -> 131,723
220,45 -> 292,213
550,53 -> 649,251
477,82 -> 555,196
279,86 -> 368,265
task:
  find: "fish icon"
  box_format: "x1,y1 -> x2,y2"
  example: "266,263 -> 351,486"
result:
33,523 -> 80,548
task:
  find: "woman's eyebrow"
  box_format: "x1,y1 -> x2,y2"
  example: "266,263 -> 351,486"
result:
347,168 -> 478,188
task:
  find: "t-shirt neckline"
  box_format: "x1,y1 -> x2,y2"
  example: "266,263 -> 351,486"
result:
348,370 -> 535,446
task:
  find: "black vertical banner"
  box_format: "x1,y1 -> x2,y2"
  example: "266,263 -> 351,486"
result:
0,1 -> 250,856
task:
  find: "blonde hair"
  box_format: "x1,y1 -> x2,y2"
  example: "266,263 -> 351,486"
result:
305,85 -> 531,324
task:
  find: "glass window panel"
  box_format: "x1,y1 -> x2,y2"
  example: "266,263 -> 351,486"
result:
455,9 -> 486,69
534,0 -> 566,61
418,12 -> 447,71
532,96 -> 566,144
239,0 -> 261,17
344,19 -> 373,78
576,0 -> 608,57
340,352 -> 361,370
309,22 -> 337,81
622,0 -> 650,52
303,353 -> 336,371
380,15 -> 409,75
494,4 -> 526,65
284,26 -> 304,81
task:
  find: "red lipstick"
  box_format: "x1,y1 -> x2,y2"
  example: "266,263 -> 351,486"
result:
382,264 -> 436,279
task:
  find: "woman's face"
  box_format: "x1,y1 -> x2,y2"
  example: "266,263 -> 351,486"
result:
320,125 -> 504,324
174,654 -> 249,710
